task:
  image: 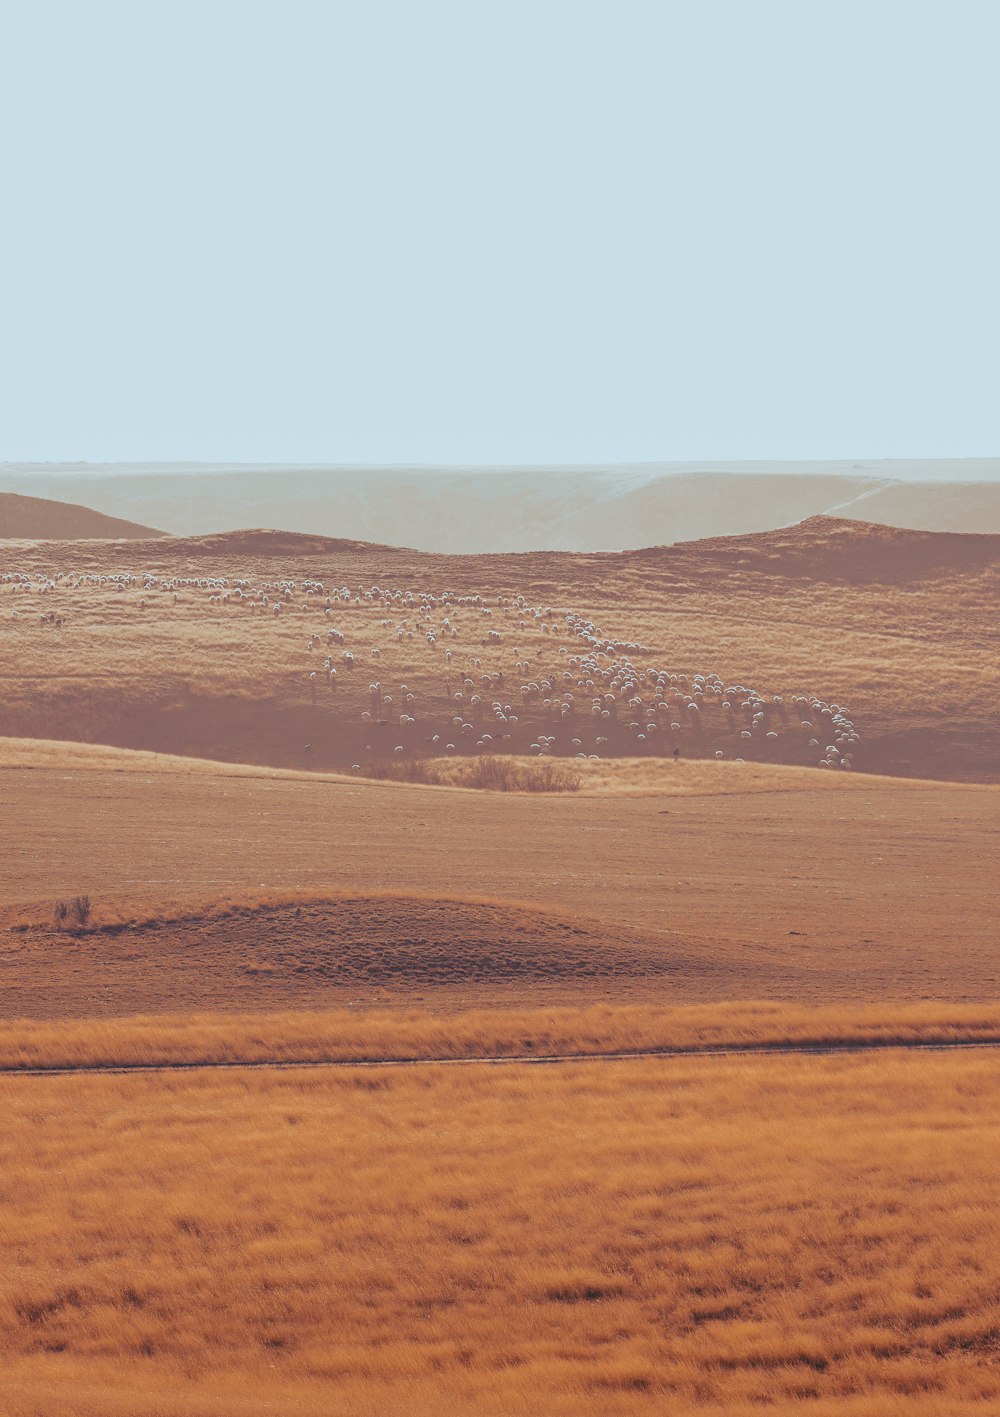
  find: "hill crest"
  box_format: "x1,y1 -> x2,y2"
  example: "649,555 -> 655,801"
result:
67,515 -> 1000,587
3,462 -> 999,550
0,492 -> 164,541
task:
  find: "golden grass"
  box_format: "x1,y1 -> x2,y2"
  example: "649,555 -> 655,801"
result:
2,528 -> 997,1415
3,885 -> 593,935
3,736 -> 983,797
565,755 -> 988,796
0,736 -> 354,782
358,754 -> 581,791
2,1000 -> 1000,1071
1,1049 -> 1000,1413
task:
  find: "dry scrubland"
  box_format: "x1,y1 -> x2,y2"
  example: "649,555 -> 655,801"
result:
2,515 -> 999,780
1,1052 -> 1000,1416
1,515 -> 998,1413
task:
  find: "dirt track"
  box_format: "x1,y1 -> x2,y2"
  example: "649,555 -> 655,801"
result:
5,1034 -> 1000,1078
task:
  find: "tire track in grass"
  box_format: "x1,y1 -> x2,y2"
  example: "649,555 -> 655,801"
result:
4,1035 -> 1000,1078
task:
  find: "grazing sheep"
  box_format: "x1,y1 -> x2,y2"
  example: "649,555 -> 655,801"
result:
12,559 -> 863,777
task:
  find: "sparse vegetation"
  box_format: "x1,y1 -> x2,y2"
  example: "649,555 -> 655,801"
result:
461,755 -> 581,792
360,754 -> 580,792
354,757 -> 445,785
52,894 -> 91,930
2,769 -> 993,1028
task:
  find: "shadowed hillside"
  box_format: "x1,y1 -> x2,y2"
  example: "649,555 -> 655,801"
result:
0,491 -> 164,540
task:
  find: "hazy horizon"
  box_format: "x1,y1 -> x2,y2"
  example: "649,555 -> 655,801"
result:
5,459 -> 1000,550
3,457 -> 1000,483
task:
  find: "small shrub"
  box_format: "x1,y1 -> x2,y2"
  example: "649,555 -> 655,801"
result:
357,755 -> 580,793
514,759 -> 581,794
53,896 -> 92,930
462,757 -> 517,791
463,756 -> 581,793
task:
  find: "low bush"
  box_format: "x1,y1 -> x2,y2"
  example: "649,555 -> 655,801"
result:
359,755 -> 580,793
53,895 -> 92,930
462,756 -> 580,792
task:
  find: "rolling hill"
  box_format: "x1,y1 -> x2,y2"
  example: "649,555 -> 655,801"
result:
1,514 -> 997,781
3,509 -> 999,1417
1,459 -> 998,551
0,491 -> 164,540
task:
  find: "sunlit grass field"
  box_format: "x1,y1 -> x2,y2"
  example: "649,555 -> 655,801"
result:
2,520 -> 998,1413
1,1048 -> 999,1414
2,1000 -> 1000,1069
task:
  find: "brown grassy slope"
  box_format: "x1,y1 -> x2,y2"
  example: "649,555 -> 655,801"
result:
0,895 -> 699,1020
1,1051 -> 999,1414
3,764 -> 997,1011
0,492 -> 164,540
3,883 -> 999,1020
1,735 -> 964,794
1,516 -> 997,780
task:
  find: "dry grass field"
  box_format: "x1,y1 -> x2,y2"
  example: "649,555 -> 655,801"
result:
2,515 -> 999,781
1,1051 -> 1000,1415
2,747 -> 996,1012
1,515 -> 998,1412
2,999 -> 1000,1072
2,869 -> 999,1021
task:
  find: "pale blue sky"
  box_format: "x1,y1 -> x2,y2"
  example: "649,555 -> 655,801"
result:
1,1 -> 996,464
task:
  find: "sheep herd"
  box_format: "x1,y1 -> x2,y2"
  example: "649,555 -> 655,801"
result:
1,566 -> 861,770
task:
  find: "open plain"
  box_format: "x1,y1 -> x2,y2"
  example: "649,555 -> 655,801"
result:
1,512 -> 998,1414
